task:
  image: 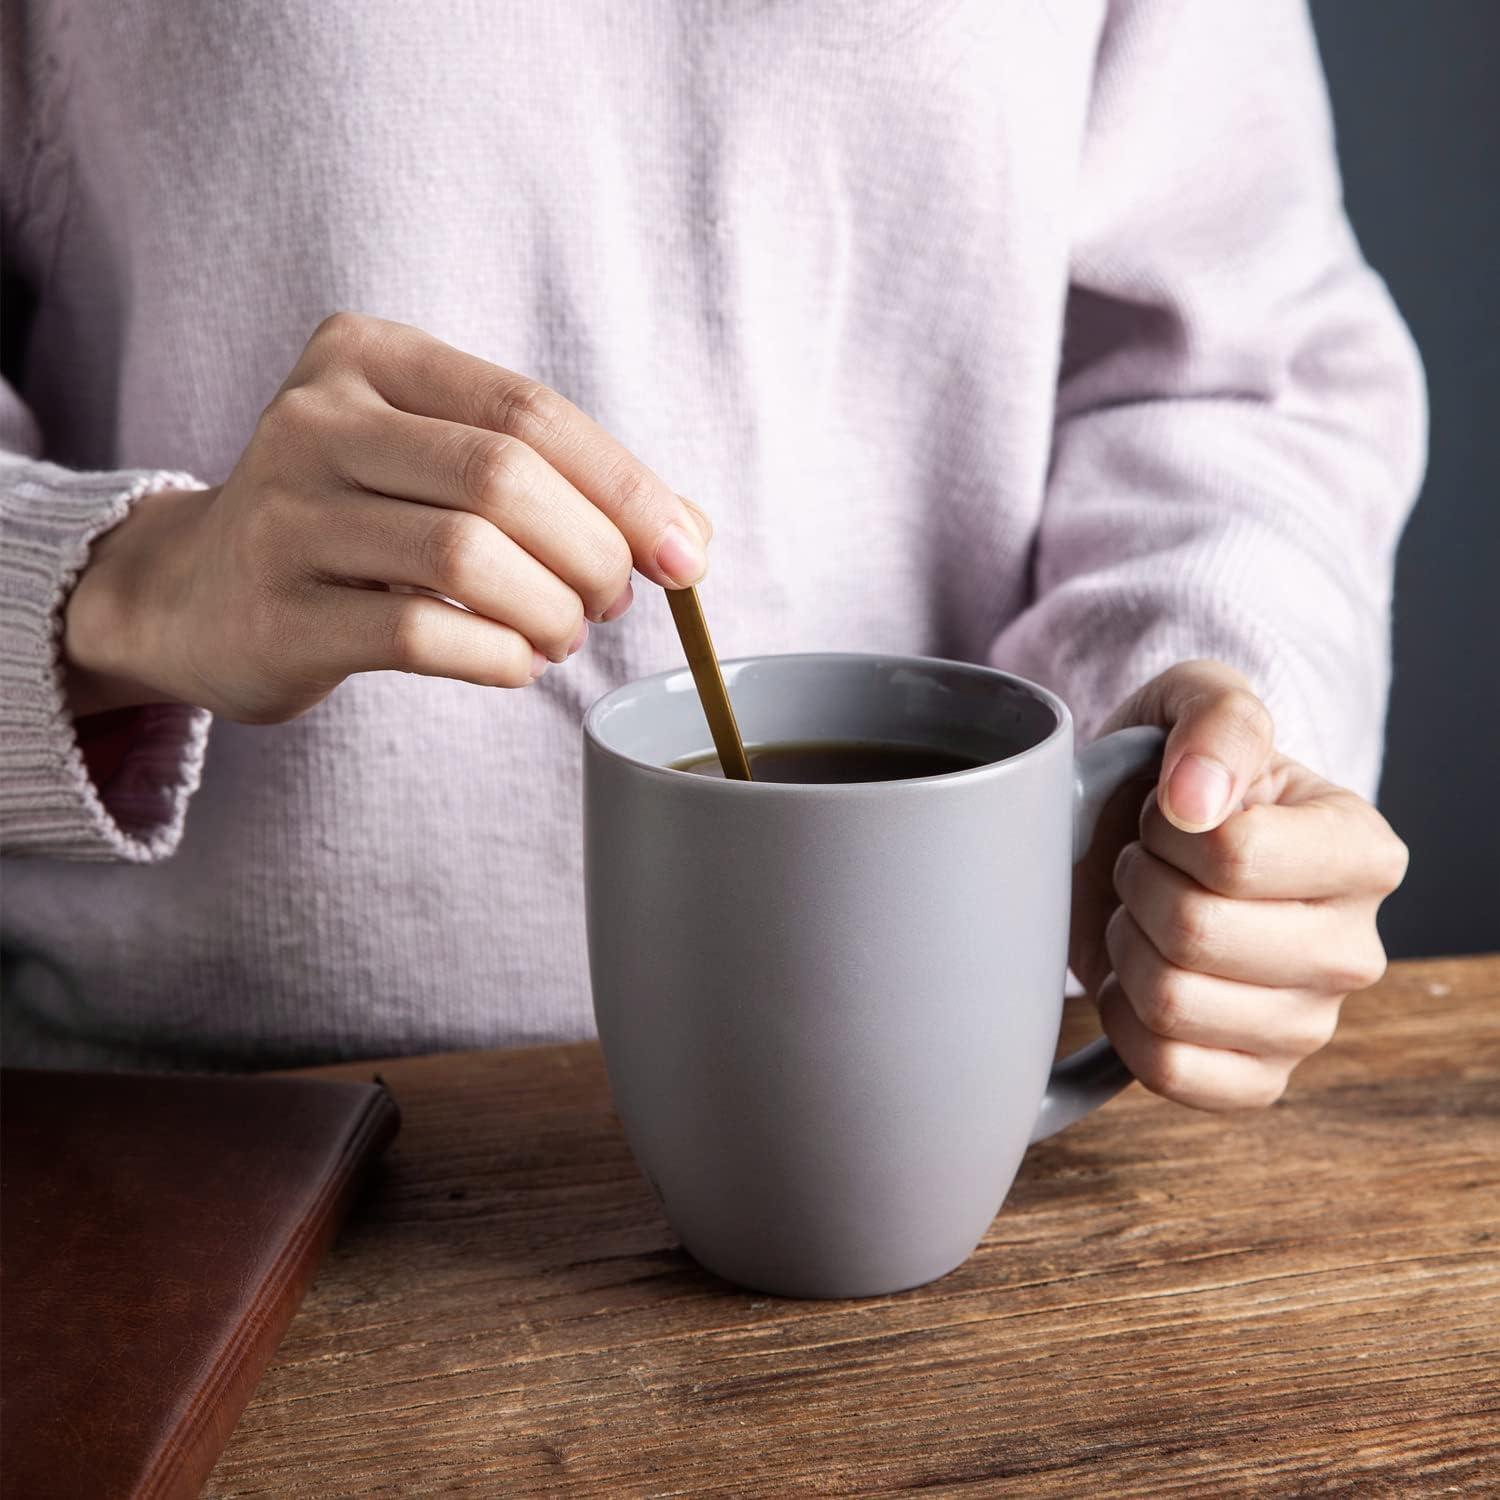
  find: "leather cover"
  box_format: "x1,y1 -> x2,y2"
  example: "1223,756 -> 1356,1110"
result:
1,1068 -> 400,1499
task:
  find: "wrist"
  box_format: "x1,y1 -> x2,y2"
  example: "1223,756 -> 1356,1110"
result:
63,486 -> 211,716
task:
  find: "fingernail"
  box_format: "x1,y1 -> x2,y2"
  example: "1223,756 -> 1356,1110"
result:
655,523 -> 707,587
567,620 -> 589,656
530,650 -> 548,681
599,582 -> 634,623
1165,754 -> 1233,830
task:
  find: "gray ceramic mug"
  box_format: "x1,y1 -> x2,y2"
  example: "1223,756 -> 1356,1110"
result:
583,653 -> 1163,1299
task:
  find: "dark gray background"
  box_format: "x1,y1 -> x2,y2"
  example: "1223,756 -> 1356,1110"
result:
1309,1 -> 1498,957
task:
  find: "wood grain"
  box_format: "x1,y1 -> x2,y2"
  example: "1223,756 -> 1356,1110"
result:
206,957 -> 1500,1497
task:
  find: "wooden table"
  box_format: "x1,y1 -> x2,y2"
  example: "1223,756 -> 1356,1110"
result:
207,956 -> 1500,1496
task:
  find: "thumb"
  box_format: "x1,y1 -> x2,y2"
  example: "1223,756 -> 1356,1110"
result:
1141,661 -> 1276,833
676,495 -> 714,546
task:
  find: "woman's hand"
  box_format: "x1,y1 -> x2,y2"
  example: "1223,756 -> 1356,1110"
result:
64,312 -> 712,722
1072,660 -> 1409,1111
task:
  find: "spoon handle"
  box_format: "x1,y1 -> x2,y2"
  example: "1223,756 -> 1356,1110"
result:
666,586 -> 753,781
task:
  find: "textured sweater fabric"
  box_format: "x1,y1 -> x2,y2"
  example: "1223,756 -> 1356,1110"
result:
1,1 -> 1424,1070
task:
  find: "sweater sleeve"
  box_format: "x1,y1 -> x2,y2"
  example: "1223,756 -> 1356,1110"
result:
0,408 -> 212,862
988,0 -> 1426,801
1,18 -> 211,861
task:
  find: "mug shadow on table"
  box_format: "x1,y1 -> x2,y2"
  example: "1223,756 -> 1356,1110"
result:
323,1054 -> 1156,1317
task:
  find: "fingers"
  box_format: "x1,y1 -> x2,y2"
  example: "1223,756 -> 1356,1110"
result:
307,314 -> 708,589
329,587 -> 545,689
1128,660 -> 1276,833
1113,841 -> 1389,992
678,495 -> 714,543
1081,661 -> 1405,1114
1138,787 -> 1411,902
1104,906 -> 1341,1059
316,405 -> 635,623
305,492 -> 589,664
1095,978 -> 1293,1111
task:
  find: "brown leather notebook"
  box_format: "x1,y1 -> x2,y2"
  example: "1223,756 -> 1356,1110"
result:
1,1068 -> 400,1500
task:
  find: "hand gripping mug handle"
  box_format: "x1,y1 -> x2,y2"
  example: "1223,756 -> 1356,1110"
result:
1029,725 -> 1167,1144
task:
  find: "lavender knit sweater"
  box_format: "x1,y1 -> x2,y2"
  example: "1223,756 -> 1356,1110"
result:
0,1 -> 1424,1069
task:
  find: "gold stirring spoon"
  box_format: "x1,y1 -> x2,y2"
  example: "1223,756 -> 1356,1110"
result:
666,585 -> 753,781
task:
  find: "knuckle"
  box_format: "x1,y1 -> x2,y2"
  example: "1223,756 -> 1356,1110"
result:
478,628 -> 536,689
386,597 -> 435,673
1135,965 -> 1195,1040
493,378 -> 567,443
578,528 -> 634,604
537,594 -> 586,659
460,434 -> 524,511
241,483 -> 301,554
1303,1002 -> 1342,1054
501,639 -> 537,688
1135,1041 -> 1193,1103
255,393 -> 294,449
543,600 -> 582,660
1112,839 -> 1142,896
309,309 -> 370,360
1321,941 -> 1382,996
1379,832 -> 1411,893
1336,939 -> 1387,995
1159,891 -> 1220,972
423,512 -> 491,594
1275,1000 -> 1341,1060
1246,1069 -> 1290,1109
1221,687 -> 1275,749
1103,902 -> 1131,967
260,384 -> 327,444
492,663 -> 532,690
606,460 -> 668,534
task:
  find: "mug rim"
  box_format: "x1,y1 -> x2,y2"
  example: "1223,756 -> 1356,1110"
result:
582,651 -> 1074,793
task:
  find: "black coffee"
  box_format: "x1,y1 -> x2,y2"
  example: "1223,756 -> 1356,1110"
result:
671,739 -> 986,784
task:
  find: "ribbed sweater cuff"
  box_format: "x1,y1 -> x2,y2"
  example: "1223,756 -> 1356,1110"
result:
1,459 -> 212,862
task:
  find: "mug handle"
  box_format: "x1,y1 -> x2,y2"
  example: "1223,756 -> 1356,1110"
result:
1029,725 -> 1167,1144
